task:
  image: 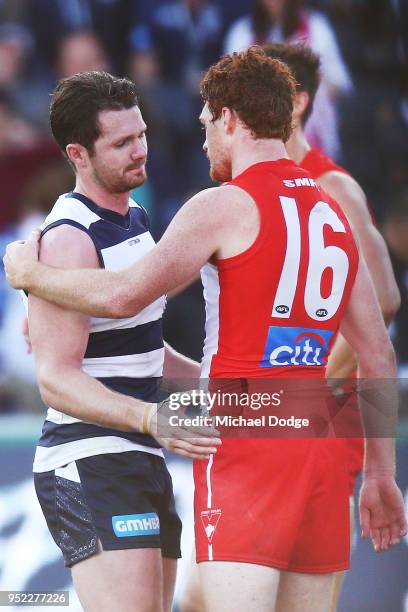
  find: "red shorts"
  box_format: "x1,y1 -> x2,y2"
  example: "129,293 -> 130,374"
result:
194,438 -> 350,573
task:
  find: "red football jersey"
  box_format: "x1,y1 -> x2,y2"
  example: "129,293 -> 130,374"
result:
201,159 -> 359,379
300,148 -> 350,179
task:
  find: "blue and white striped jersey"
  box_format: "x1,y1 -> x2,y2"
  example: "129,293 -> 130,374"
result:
33,192 -> 166,472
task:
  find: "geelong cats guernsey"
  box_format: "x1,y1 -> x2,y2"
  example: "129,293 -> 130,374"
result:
33,192 -> 166,472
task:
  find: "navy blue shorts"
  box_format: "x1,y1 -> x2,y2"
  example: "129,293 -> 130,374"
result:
34,451 -> 182,567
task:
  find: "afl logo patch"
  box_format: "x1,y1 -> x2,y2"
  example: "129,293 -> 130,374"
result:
275,305 -> 289,314
315,308 -> 328,318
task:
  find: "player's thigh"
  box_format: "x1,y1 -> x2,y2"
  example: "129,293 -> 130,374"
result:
162,557 -> 177,612
179,547 -> 205,612
276,570 -> 335,612
330,495 -> 356,612
199,561 -> 280,612
72,545 -> 164,612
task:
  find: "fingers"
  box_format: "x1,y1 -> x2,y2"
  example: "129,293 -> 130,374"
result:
360,505 -> 370,539
380,527 -> 390,552
164,438 -> 216,460
370,527 -> 381,552
399,515 -> 408,538
28,229 -> 41,243
390,521 -> 401,547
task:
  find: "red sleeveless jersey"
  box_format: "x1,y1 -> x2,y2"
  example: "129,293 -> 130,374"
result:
300,148 -> 350,179
201,159 -> 359,379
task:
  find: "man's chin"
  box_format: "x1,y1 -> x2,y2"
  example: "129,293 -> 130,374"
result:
210,166 -> 230,184
128,171 -> 147,190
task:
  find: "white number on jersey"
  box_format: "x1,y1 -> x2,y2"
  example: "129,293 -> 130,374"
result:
272,197 -> 349,321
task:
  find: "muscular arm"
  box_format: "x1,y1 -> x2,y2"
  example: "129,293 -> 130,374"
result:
319,171 -> 400,379
6,185 -> 258,318
339,254 -> 406,550
30,225 -> 147,432
339,253 -> 398,473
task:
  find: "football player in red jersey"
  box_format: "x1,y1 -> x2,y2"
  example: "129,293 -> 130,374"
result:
263,42 -> 401,611
4,48 -> 407,612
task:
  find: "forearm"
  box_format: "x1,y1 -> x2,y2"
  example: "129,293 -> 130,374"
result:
364,438 -> 396,476
163,342 -> 200,381
361,233 -> 400,322
38,365 -> 149,432
326,333 -> 357,380
28,263 -> 129,318
358,349 -> 398,473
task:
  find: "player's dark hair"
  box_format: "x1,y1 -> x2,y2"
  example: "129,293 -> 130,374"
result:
50,71 -> 139,155
201,46 -> 295,142
263,43 -> 321,124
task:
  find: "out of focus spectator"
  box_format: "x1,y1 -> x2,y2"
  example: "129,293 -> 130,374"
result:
130,0 -> 223,93
55,30 -> 110,78
24,0 -> 134,73
329,0 -> 408,219
224,0 -> 352,157
383,191 -> 408,370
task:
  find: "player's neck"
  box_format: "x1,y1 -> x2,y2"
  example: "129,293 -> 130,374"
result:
74,178 -> 130,215
285,126 -> 311,166
231,138 -> 289,179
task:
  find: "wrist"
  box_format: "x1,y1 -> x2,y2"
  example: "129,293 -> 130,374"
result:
363,467 -> 396,480
142,403 -> 159,435
25,260 -> 40,292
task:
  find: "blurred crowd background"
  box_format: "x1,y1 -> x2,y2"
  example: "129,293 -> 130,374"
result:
0,0 -> 407,415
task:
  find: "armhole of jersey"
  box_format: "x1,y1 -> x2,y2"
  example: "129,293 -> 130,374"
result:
134,203 -> 151,234
41,219 -> 104,268
215,182 -> 272,270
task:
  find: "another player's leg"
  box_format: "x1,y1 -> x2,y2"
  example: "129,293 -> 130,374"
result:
72,546 -> 164,612
179,547 -> 205,612
162,558 -> 177,612
199,561 -> 280,612
275,571 -> 335,612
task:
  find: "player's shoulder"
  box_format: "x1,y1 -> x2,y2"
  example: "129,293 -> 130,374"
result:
40,223 -> 99,269
179,185 -> 256,232
318,170 -> 367,210
43,192 -> 102,231
186,184 -> 254,210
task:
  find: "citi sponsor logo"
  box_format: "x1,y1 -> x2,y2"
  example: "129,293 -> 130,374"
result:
283,178 -> 316,188
112,513 -> 160,537
261,326 -> 333,367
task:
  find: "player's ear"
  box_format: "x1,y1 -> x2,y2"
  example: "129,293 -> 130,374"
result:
222,107 -> 237,135
293,91 -> 309,122
66,143 -> 88,169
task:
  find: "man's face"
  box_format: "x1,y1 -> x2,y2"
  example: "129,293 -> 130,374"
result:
200,103 -> 231,183
89,106 -> 148,194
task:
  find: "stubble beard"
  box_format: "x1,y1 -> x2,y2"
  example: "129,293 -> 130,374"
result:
93,165 -> 147,194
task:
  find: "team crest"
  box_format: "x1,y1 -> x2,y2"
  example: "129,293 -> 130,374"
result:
201,509 -> 222,543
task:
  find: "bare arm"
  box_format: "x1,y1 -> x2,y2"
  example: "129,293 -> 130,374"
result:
4,185 -> 257,318
338,254 -> 407,550
30,225 -> 147,432
320,171 -> 400,380
163,342 -> 200,380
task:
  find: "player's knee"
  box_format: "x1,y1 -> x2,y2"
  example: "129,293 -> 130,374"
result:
179,588 -> 205,612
